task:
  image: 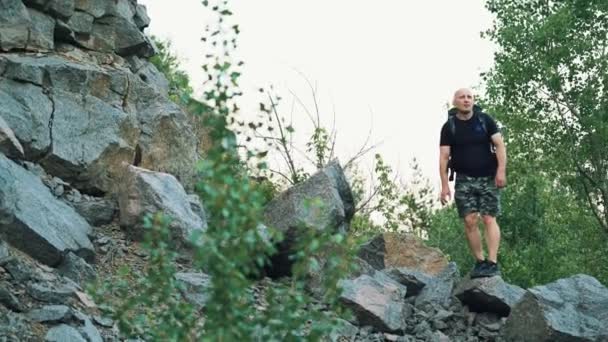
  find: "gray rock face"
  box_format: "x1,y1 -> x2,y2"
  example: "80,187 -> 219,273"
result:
27,281 -> 78,304
0,0 -> 31,51
69,196 -> 117,226
454,275 -> 525,317
41,89 -> 138,193
0,78 -> 53,158
175,272 -> 210,309
0,154 -> 93,266
502,274 -> 608,342
339,271 -> 408,333
0,52 -> 198,194
264,160 -> 354,234
385,267 -> 434,297
28,305 -> 72,323
415,262 -> 459,308
0,240 -> 8,261
0,310 -> 38,341
45,324 -> 87,342
118,165 -> 207,245
57,252 -> 97,286
130,80 -> 199,191
0,283 -> 23,312
27,8 -> 55,50
264,160 -> 354,276
0,114 -> 25,159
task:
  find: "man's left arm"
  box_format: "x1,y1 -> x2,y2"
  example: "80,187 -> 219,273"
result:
491,133 -> 507,188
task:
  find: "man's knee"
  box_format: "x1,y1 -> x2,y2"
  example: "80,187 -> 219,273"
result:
464,213 -> 479,229
482,215 -> 497,227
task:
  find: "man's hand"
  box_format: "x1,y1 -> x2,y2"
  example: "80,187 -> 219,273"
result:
495,170 -> 507,188
440,186 -> 451,205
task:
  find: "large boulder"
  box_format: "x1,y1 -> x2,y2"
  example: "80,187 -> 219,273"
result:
0,154 -> 93,266
263,160 -> 354,277
117,165 -> 207,245
415,262 -> 460,308
358,232 -> 448,276
454,275 -> 525,317
0,53 -> 200,194
339,271 -> 408,333
501,274 -> 608,342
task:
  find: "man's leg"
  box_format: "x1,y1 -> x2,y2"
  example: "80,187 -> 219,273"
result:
482,215 -> 501,263
464,213 -> 484,261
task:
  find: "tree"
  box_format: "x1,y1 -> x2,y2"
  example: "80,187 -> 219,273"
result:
484,0 -> 608,232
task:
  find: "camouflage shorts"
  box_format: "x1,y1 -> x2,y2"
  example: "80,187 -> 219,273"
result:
454,174 -> 501,218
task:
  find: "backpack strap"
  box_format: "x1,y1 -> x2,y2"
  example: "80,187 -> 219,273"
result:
448,115 -> 456,137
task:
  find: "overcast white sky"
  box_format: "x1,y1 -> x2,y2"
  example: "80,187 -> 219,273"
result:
139,0 -> 496,189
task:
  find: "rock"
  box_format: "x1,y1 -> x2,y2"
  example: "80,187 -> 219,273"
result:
0,0 -> 31,51
187,194 -> 207,224
358,232 -> 448,275
74,0 -> 107,18
174,272 -> 210,309
454,275 -> 525,317
384,267 -> 434,297
126,56 -> 170,94
0,283 -> 23,312
40,89 -> 138,194
415,262 -> 460,308
57,252 -> 97,285
27,8 -> 55,51
1,257 -> 39,282
501,274 -> 608,342
264,160 -> 354,276
69,196 -> 117,226
118,165 -> 207,245
66,11 -> 94,34
130,81 -> 199,191
0,78 -> 53,158
76,313 -> 103,342
134,4 -> 150,29
93,315 -> 113,328
0,310 -> 37,341
326,318 -> 359,342
0,155 -> 94,266
0,240 -> 8,262
24,0 -> 75,20
100,16 -> 154,57
0,114 -> 25,159
27,281 -> 77,304
27,305 -> 72,323
339,271 -> 408,333
45,324 -> 87,342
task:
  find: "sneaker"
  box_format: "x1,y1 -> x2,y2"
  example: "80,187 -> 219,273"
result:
476,260 -> 501,278
470,259 -> 487,278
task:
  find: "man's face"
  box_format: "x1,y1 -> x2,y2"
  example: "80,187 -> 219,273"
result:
453,89 -> 474,113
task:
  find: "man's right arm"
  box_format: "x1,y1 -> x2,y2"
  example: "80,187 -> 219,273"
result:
439,145 -> 451,204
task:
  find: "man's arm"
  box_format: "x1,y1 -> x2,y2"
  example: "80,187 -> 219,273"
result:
439,145 -> 451,204
491,133 -> 507,188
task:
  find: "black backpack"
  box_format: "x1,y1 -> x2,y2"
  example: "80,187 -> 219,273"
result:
446,104 -> 494,181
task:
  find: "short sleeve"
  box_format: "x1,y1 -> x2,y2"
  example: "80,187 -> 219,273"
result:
440,122 -> 451,146
484,114 -> 499,136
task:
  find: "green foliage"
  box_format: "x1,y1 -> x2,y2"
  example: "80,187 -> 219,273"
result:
149,37 -> 194,106
91,213 -> 199,340
97,1 -> 358,340
352,154 -> 435,235
484,0 -> 608,232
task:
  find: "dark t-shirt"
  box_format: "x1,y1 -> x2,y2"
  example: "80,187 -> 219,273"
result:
440,113 -> 499,177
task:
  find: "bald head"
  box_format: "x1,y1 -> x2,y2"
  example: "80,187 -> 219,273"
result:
452,88 -> 474,114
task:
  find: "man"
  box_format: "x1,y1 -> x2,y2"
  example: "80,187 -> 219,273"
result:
439,88 -> 507,278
